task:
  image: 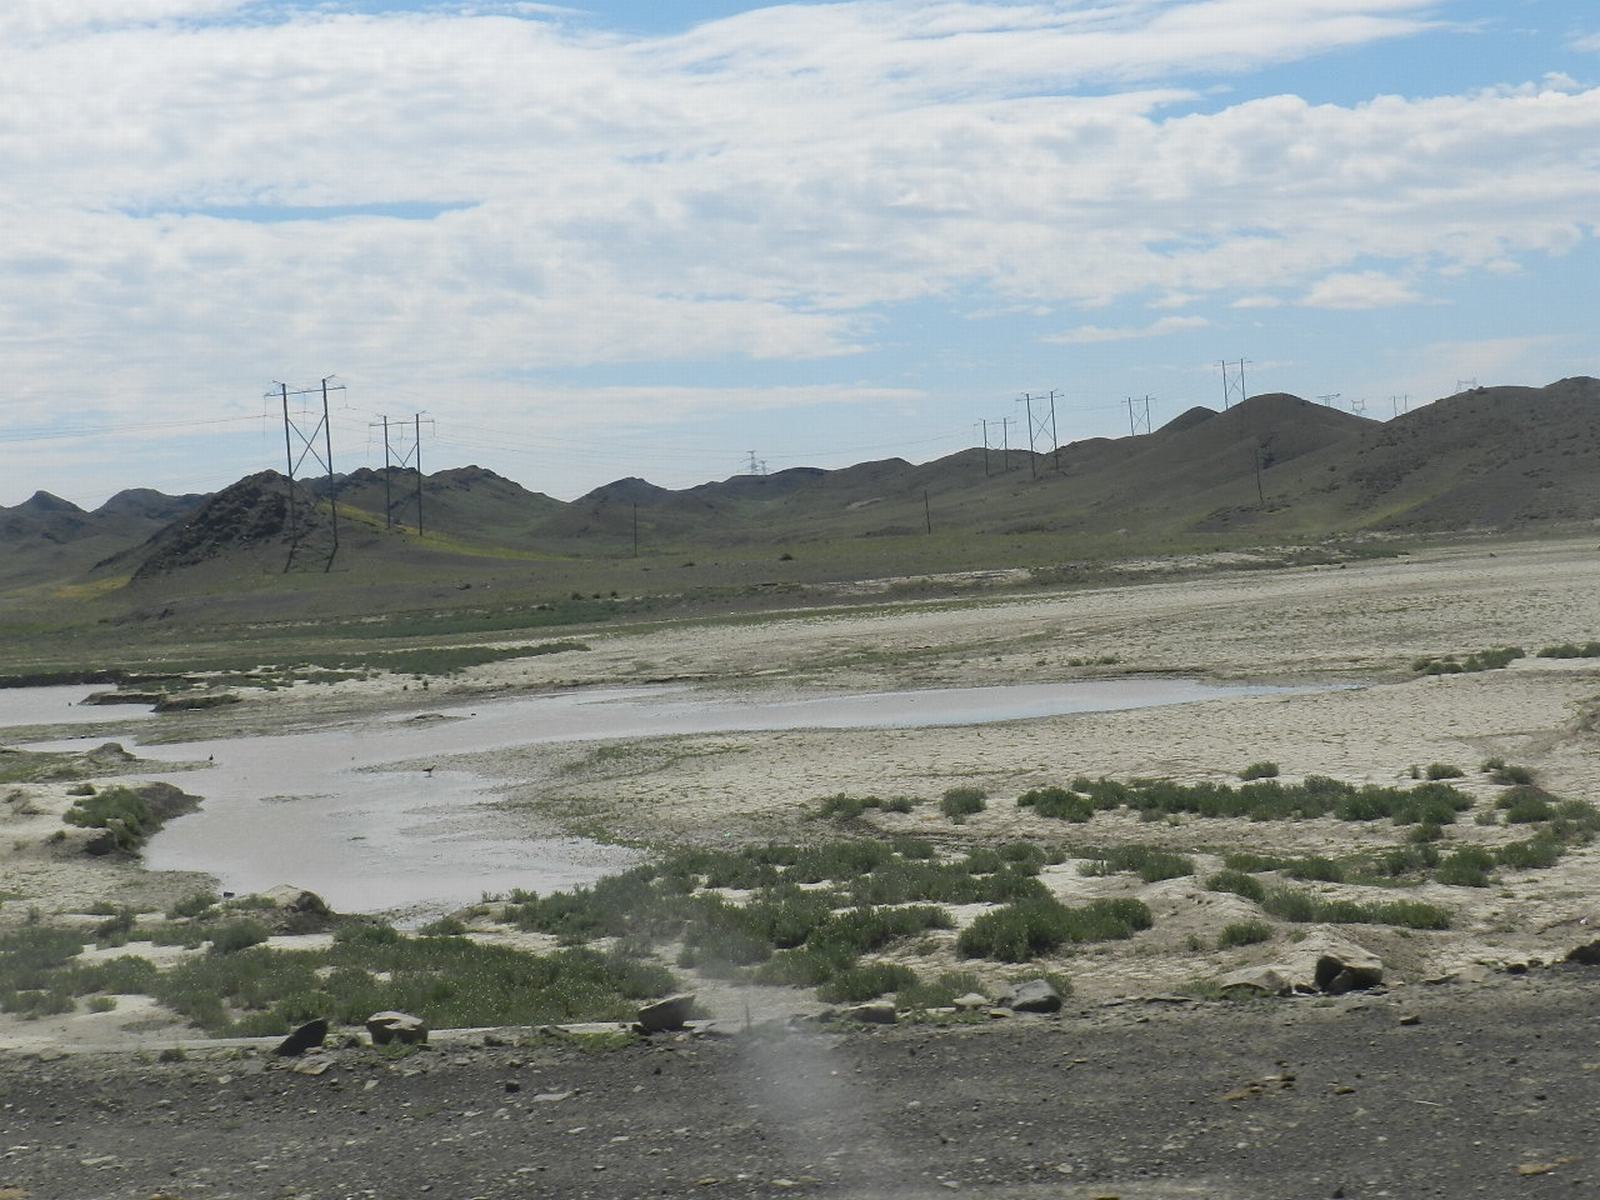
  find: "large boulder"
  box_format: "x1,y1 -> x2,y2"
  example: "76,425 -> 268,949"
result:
275,1018 -> 329,1057
1314,944 -> 1384,994
260,885 -> 332,916
846,1000 -> 897,1025
1003,979 -> 1064,1014
1217,966 -> 1295,997
367,1011 -> 428,1046
637,994 -> 696,1033
1566,939 -> 1600,966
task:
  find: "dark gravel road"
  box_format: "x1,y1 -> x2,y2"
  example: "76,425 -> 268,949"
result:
3,968 -> 1596,1200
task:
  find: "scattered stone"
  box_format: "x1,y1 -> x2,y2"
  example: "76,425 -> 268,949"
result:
533,1091 -> 573,1103
367,1011 -> 429,1046
1518,1162 -> 1559,1177
1005,980 -> 1063,1014
1217,966 -> 1293,997
1566,939 -> 1600,966
637,994 -> 696,1034
847,1000 -> 897,1025
261,885 -> 332,916
1424,964 -> 1494,986
951,993 -> 989,1012
1399,1014 -> 1421,1026
291,1057 -> 331,1077
1314,945 -> 1383,995
275,1018 -> 330,1057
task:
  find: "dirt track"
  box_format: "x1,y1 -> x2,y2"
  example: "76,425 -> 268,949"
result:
3,965 -> 1598,1200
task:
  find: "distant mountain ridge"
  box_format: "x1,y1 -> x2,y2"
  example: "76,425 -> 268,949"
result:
2,378 -> 1597,589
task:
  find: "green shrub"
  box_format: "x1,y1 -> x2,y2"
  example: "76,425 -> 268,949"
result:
1425,763 -> 1464,780
956,897 -> 1152,962
1412,647 -> 1524,675
1261,887 -> 1450,929
1206,870 -> 1266,903
167,891 -> 220,920
1537,641 -> 1600,659
1284,856 -> 1344,883
1436,846 -> 1495,887
1079,845 -> 1194,883
1497,786 -> 1556,824
1240,762 -> 1280,781
209,919 -> 271,955
1375,843 -> 1440,876
418,915 -> 468,937
940,787 -> 987,822
815,794 -> 915,821
1222,852 -> 1290,873
1217,920 -> 1273,949
1018,787 -> 1093,822
817,962 -> 919,1004
897,971 -> 988,1010
1494,835 -> 1563,870
1488,763 -> 1534,786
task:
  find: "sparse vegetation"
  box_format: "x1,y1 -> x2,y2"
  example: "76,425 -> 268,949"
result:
1206,870 -> 1266,903
940,786 -> 987,823
1239,762 -> 1279,780
1260,887 -> 1450,930
1078,845 -> 1194,883
1217,920 -> 1273,949
1411,646 -> 1524,675
1537,640 -> 1600,659
1017,786 -> 1093,822
815,793 -> 917,821
1425,763 -> 1464,780
957,897 -> 1152,963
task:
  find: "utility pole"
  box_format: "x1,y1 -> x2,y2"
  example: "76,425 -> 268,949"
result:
1125,395 -> 1152,437
924,489 -> 932,535
369,410 -> 432,535
1254,447 -> 1265,506
273,375 -> 345,573
998,416 -> 1015,472
632,502 -> 639,558
414,412 -> 425,537
1019,393 -> 1037,479
1220,358 -> 1251,410
1047,388 -> 1061,472
979,420 -> 990,477
1317,393 -> 1340,408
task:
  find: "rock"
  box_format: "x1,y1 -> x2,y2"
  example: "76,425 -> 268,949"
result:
1005,979 -> 1064,1014
846,1000 -> 897,1025
366,1011 -> 429,1046
261,885 -> 332,916
1217,966 -> 1294,997
1315,946 -> 1383,995
275,1018 -> 330,1057
1566,939 -> 1600,966
951,992 -> 989,1012
291,1057 -> 331,1076
1425,963 -> 1494,986
637,994 -> 696,1034
1399,1014 -> 1421,1026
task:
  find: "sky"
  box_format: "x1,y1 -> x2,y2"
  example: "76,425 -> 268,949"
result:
2,0 -> 1598,507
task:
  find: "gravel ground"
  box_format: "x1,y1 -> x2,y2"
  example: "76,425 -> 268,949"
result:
3,966 -> 1597,1200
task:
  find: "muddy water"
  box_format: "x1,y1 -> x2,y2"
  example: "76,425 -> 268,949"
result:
34,679 -> 1323,917
0,685 -> 156,729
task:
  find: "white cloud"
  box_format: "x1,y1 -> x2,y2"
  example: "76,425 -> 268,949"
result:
1044,316 -> 1211,345
1571,32 -> 1600,53
2,0 -> 1599,497
1301,271 -> 1423,310
1231,295 -> 1284,309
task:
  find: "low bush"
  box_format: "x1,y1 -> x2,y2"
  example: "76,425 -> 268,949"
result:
940,787 -> 987,823
1494,835 -> 1564,870
1435,846 -> 1495,888
1222,852 -> 1291,873
167,891 -> 220,920
1412,647 -> 1524,675
1284,856 -> 1344,883
209,919 -> 271,955
1496,786 -> 1556,824
817,961 -> 919,1004
957,897 -> 1152,962
1205,870 -> 1266,903
816,794 -> 915,821
1079,845 -> 1194,883
1261,887 -> 1450,929
1537,641 -> 1600,659
1217,920 -> 1273,949
897,970 -> 989,1010
1425,763 -> 1464,780
1239,762 -> 1280,781
1018,787 -> 1093,822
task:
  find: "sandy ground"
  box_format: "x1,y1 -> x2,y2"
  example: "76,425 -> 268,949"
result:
4,534 -> 1599,1045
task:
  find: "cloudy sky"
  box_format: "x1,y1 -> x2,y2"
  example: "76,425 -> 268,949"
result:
3,0 -> 1597,507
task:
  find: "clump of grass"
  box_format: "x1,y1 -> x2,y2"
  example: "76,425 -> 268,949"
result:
1078,845 -> 1194,883
1222,852 -> 1291,873
418,915 -> 468,937
1217,920 -> 1273,949
1435,846 -> 1496,888
1017,787 -> 1093,822
939,787 -> 987,823
210,919 -> 271,955
1373,843 -> 1440,877
1425,763 -> 1464,780
815,794 -> 916,821
1284,856 -> 1345,883
897,970 -> 988,1011
167,891 -> 220,920
817,961 -> 919,1004
956,897 -> 1152,962
1494,835 -> 1564,870
1483,761 -> 1534,785
1537,641 -> 1600,659
1206,870 -> 1266,903
1496,786 -> 1557,824
1412,647 -> 1525,675
1239,762 -> 1280,781
1261,887 -> 1450,930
